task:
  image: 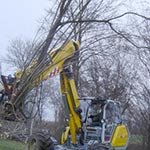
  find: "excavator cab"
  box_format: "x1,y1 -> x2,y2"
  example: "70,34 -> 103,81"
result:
83,99 -> 129,149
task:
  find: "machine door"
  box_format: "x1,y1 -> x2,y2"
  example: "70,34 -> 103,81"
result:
101,101 -> 122,143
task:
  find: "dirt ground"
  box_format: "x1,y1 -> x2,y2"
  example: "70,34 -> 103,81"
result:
127,144 -> 143,150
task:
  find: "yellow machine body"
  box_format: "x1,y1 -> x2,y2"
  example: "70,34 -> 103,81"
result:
60,70 -> 82,144
2,40 -> 129,149
111,125 -> 129,148
61,127 -> 70,144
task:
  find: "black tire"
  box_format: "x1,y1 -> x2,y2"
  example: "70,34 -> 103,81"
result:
28,131 -> 55,150
99,148 -> 108,150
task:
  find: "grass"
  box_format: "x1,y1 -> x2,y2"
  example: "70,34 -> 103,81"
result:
0,135 -> 143,150
130,135 -> 143,145
0,140 -> 28,150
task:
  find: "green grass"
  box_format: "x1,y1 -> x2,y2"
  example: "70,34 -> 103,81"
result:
130,135 -> 143,145
0,135 -> 143,150
0,140 -> 28,150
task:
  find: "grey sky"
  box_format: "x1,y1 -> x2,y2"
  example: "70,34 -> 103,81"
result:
0,1 -> 56,120
0,0 -> 148,75
0,0 -> 50,74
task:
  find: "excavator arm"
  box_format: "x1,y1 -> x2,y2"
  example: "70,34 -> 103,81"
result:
1,40 -> 82,145
15,40 -> 80,84
60,67 -> 82,145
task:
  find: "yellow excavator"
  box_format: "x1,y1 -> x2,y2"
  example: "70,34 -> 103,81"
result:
0,40 -> 129,150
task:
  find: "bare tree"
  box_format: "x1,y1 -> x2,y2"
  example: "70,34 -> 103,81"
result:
2,1 -> 150,148
127,19 -> 150,150
3,0 -> 148,117
129,82 -> 150,150
5,38 -> 37,70
78,52 -> 135,110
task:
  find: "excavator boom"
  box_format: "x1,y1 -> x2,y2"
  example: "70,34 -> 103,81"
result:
1,40 -> 82,145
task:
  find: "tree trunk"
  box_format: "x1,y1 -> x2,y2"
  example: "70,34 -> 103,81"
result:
147,125 -> 150,150
142,135 -> 146,150
30,119 -> 34,136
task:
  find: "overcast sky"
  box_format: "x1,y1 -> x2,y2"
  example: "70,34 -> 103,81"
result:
0,0 -> 51,74
0,0 -> 148,75
0,0 -> 56,120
